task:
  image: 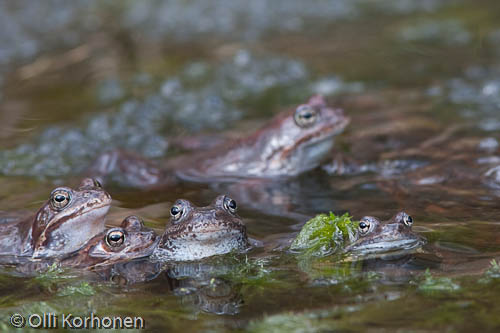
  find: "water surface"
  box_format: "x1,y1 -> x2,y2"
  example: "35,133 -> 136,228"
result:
1,0 -> 500,331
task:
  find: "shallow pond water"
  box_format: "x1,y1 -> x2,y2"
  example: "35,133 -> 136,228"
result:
1,0 -> 500,331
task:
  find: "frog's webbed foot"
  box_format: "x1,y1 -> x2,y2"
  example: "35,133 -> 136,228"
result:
86,150 -> 176,189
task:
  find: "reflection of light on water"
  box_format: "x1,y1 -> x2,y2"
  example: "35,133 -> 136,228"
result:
398,19 -> 471,45
433,241 -> 480,254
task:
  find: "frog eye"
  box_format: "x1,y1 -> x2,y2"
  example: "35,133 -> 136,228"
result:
223,196 -> 237,214
93,179 -> 102,188
294,105 -> 319,128
403,215 -> 413,227
358,221 -> 371,235
106,229 -> 125,247
50,190 -> 72,210
170,204 -> 184,221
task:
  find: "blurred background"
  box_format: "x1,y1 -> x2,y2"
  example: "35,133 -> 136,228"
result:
1,0 -> 499,178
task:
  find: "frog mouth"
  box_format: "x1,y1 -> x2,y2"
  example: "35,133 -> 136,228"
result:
47,202 -> 111,229
280,118 -> 349,175
184,225 -> 246,242
287,115 -> 349,149
292,116 -> 350,149
33,204 -> 111,259
345,236 -> 425,256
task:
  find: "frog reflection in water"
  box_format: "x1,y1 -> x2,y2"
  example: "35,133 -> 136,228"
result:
152,195 -> 249,261
345,211 -> 424,256
92,258 -> 244,315
0,178 -> 111,259
60,215 -> 158,269
90,95 -> 349,187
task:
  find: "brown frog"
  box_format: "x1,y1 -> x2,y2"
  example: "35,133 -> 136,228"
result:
152,195 -> 249,261
345,211 -> 424,256
0,178 -> 111,259
89,95 -> 349,187
174,95 -> 349,181
60,215 -> 158,269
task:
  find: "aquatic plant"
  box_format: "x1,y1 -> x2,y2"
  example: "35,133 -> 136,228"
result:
479,259 -> 500,283
290,212 -> 356,257
417,269 -> 460,295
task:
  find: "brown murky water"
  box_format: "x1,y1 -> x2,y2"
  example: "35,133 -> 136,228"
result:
1,0 -> 500,331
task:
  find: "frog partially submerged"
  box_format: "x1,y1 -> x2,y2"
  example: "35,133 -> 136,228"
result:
292,211 -> 424,258
90,95 -> 349,187
0,178 -> 111,259
345,212 -> 424,257
60,215 -> 158,269
152,195 -> 249,261
173,95 -> 349,181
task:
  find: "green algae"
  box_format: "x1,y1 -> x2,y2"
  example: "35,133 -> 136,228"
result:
291,213 -> 356,257
223,256 -> 276,287
479,259 -> 500,283
417,269 -> 460,295
57,282 -> 96,297
29,263 -> 79,292
298,256 -> 380,291
485,259 -> 500,277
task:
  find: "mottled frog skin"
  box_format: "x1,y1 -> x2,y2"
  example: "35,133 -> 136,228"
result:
0,178 -> 111,259
152,195 -> 249,261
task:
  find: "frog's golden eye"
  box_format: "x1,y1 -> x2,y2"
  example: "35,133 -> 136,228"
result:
223,196 -> 237,214
170,204 -> 184,222
294,105 -> 319,128
403,214 -> 413,227
50,190 -> 72,210
93,179 -> 102,188
106,229 -> 125,247
358,221 -> 371,235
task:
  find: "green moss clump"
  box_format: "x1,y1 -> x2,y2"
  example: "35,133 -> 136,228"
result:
290,212 -> 356,257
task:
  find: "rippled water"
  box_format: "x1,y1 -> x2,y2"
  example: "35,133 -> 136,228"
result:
1,0 -> 500,331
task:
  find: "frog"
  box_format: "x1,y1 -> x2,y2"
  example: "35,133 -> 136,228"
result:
291,211 -> 424,258
60,215 -> 158,269
152,195 -> 249,261
344,211 -> 424,256
172,94 -> 350,181
0,178 -> 112,259
89,95 -> 349,187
